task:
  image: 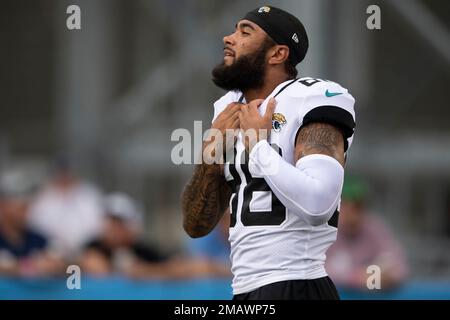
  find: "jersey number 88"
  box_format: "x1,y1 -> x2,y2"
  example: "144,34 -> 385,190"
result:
227,145 -> 286,227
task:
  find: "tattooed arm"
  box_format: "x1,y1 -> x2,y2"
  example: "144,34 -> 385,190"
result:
181,102 -> 241,238
181,158 -> 231,238
294,122 -> 345,166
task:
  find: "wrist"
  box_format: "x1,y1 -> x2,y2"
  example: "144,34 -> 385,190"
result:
247,128 -> 270,152
249,139 -> 270,158
202,142 -> 224,165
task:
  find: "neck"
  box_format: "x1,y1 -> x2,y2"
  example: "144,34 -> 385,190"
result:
243,72 -> 292,102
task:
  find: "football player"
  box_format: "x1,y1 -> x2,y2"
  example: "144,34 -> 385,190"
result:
182,6 -> 355,300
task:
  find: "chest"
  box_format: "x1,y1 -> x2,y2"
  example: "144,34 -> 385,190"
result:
235,96 -> 302,166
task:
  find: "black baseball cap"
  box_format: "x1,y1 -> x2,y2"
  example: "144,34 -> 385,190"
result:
243,5 -> 309,66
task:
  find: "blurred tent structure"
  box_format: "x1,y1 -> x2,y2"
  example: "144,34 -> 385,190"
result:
1,0 -> 449,281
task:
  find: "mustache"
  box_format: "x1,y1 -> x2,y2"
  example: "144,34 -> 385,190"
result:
223,46 -> 235,55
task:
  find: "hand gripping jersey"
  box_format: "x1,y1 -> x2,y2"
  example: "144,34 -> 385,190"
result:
212,77 -> 356,294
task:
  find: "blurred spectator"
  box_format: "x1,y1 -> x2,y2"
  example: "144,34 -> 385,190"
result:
28,156 -> 104,261
80,193 -> 231,280
184,211 -> 232,278
326,176 -> 409,290
0,170 -> 64,277
79,192 -> 168,276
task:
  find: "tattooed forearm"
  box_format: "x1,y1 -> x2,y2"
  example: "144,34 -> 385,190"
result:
181,161 -> 231,238
295,122 -> 345,166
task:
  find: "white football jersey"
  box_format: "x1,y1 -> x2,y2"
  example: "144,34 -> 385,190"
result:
212,77 -> 356,294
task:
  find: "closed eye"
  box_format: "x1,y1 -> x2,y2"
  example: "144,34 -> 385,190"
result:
235,22 -> 255,36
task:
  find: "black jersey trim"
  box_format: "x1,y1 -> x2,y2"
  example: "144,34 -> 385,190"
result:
237,78 -> 298,103
295,105 -> 355,152
327,208 -> 339,228
274,78 -> 298,98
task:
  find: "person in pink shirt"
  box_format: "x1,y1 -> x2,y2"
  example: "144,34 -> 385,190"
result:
326,177 -> 409,290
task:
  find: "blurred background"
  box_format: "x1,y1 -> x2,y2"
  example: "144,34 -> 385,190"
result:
0,0 -> 449,299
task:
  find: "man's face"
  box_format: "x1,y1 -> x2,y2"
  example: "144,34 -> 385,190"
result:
212,20 -> 274,92
0,198 -> 29,229
103,216 -> 136,248
222,20 -> 267,65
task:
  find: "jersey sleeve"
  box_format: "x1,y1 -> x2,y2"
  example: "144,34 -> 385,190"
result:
296,80 -> 356,151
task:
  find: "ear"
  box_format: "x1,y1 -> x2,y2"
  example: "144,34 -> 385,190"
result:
267,45 -> 290,66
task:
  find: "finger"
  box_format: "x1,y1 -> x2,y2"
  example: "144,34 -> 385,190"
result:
240,103 -> 249,115
230,103 -> 242,113
264,97 -> 277,120
230,103 -> 244,119
222,103 -> 241,120
227,112 -> 240,127
230,111 -> 240,120
225,102 -> 239,110
248,99 -> 265,115
238,112 -> 245,127
231,118 -> 239,129
248,99 -> 265,108
223,103 -> 240,116
248,103 -> 258,114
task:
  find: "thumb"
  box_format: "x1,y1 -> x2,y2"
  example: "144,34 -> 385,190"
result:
264,97 -> 277,119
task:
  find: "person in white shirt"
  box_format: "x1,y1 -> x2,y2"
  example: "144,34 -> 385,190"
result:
28,158 -> 104,261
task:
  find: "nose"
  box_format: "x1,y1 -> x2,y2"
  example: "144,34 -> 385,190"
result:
223,32 -> 234,46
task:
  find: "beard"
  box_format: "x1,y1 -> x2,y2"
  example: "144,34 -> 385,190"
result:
211,41 -> 271,92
